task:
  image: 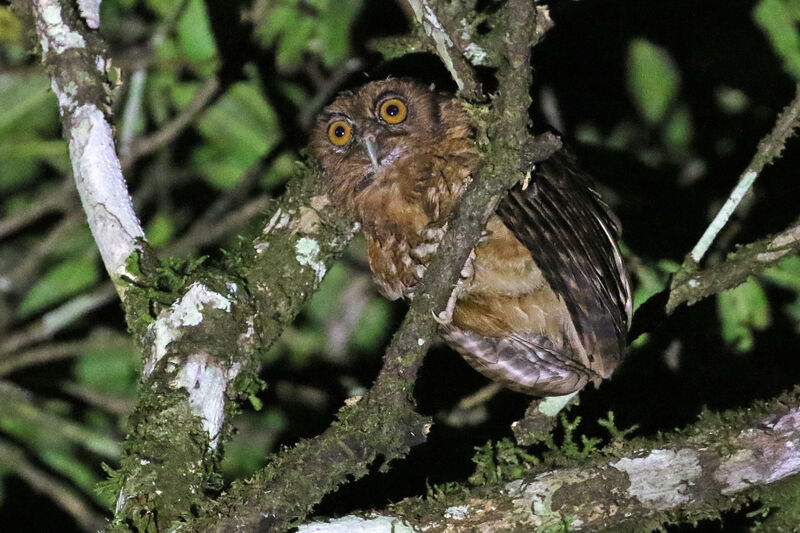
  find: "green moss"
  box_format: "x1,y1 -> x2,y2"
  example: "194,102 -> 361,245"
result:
469,438 -> 539,485
751,476 -> 800,531
597,411 -> 640,442
110,393 -> 216,531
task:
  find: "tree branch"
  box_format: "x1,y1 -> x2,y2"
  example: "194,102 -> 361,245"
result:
30,0 -> 146,290
121,76 -> 222,167
630,84 -> 800,336
669,218 -> 800,312
688,83 -> 800,264
404,0 -> 482,99
297,389 -> 800,532
0,439 -> 107,532
182,3 -> 561,531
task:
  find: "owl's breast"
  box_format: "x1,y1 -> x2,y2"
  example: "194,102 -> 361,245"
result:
365,219 -> 447,301
355,149 -> 474,300
453,216 -> 574,346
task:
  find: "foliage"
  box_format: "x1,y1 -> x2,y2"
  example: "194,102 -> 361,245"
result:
469,438 -> 539,485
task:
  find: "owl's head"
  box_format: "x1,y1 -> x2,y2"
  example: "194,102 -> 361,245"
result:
310,79 -> 468,206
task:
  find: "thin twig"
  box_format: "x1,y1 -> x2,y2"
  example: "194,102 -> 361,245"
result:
118,68 -> 147,159
122,76 -> 222,168
669,218 -> 800,312
404,0 -> 482,99
0,179 -> 74,240
61,381 -> 134,415
0,284 -> 116,357
3,213 -> 84,293
299,57 -> 365,129
0,440 -> 107,532
0,340 -> 90,375
0,380 -> 120,457
688,84 -> 800,264
0,335 -> 128,376
168,194 -> 271,255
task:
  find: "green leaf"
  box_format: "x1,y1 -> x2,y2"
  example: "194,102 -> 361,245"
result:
0,74 -> 62,190
663,105 -> 693,153
75,343 -> 139,395
49,224 -> 95,260
715,86 -> 750,115
18,256 -> 100,317
253,0 -> 363,67
0,140 -> 68,169
754,0 -> 800,80
627,39 -> 681,124
276,17 -> 316,67
192,81 -> 279,189
788,0 -> 800,19
761,255 -> 800,291
349,298 -> 390,352
314,0 -> 362,66
717,278 -> 771,352
176,0 -> 218,75
40,450 -> 100,494
307,263 -> 348,322
0,74 -> 55,135
631,259 -> 678,312
146,213 -> 176,247
0,7 -> 22,44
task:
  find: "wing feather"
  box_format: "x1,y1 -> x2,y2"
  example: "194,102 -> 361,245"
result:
496,151 -> 631,375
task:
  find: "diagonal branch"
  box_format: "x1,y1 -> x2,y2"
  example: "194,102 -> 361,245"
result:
30,0 -> 146,291
186,2 -> 560,531
669,218 -> 800,311
688,83 -> 800,264
404,0 -> 482,99
630,85 -> 800,336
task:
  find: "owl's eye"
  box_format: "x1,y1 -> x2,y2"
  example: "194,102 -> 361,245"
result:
328,120 -> 352,146
378,98 -> 407,124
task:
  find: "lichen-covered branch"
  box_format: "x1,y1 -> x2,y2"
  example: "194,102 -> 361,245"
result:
182,3 -> 561,532
24,0 -> 360,527
404,0 -> 482,99
689,83 -> 800,263
29,0 -> 145,291
669,218 -> 800,312
298,389 -> 800,532
108,172 -> 357,530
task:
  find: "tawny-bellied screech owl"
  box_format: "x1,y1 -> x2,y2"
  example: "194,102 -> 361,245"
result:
310,79 -> 632,396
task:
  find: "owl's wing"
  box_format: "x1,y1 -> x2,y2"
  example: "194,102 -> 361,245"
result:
495,151 -> 632,374
441,325 -> 596,396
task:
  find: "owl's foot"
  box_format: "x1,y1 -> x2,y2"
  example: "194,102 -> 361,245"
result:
434,249 -> 476,326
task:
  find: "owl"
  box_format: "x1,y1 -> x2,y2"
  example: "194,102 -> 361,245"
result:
310,79 -> 632,396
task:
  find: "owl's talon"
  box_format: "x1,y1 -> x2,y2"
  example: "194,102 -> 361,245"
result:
435,293 -> 457,326
460,249 -> 477,280
432,308 -> 452,326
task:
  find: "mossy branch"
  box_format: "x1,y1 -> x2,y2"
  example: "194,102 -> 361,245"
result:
299,388 -> 800,532
630,84 -> 800,337
668,218 -> 800,312
186,2 -> 560,531
687,83 -> 800,264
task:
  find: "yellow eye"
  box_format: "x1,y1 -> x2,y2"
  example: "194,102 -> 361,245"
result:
379,98 -> 407,124
328,120 -> 352,146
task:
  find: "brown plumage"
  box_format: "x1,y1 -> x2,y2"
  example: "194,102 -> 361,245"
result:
310,79 -> 632,396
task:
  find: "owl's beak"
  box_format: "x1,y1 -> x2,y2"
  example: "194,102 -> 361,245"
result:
363,136 -> 380,170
